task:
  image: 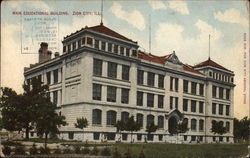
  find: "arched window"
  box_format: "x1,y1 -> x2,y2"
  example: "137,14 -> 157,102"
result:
121,111 -> 129,123
199,119 -> 204,131
183,118 -> 188,130
147,115 -> 154,126
136,113 -> 143,128
158,116 -> 164,129
107,110 -> 117,125
92,109 -> 102,125
191,119 -> 197,131
226,121 -> 230,132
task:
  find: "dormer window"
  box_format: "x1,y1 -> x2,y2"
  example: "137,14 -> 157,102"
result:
67,44 -> 71,52
114,45 -> 118,54
120,47 -> 124,55
87,37 -> 93,46
132,50 -> 137,57
108,43 -> 112,52
101,41 -> 106,51
82,37 -> 86,45
95,39 -> 99,49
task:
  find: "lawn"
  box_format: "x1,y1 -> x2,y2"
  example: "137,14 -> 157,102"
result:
112,143 -> 249,158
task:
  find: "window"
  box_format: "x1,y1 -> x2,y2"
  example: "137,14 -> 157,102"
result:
184,135 -> 187,141
183,118 -> 188,129
158,95 -> 164,108
226,122 -> 230,132
175,97 -> 178,109
226,137 -> 229,142
158,116 -> 164,129
114,45 -> 118,54
191,119 -> 197,131
53,91 -> 58,104
122,65 -> 130,80
126,48 -> 130,56
147,93 -> 154,107
121,112 -> 129,123
212,103 -> 216,114
93,59 -> 103,76
199,119 -> 204,131
191,100 -> 196,112
212,86 -> 217,98
209,71 -> 212,77
158,75 -> 164,88
159,135 -> 163,141
101,41 -> 106,50
148,134 -> 154,141
63,46 -> 66,52
107,62 -> 117,78
121,88 -> 129,104
46,72 -> 51,85
137,134 -> 142,141
78,40 -> 81,49
170,77 -> 174,91
94,39 -> 99,49
53,69 -> 58,83
183,80 -> 188,93
92,109 -> 102,125
68,132 -> 74,139
120,47 -> 124,55
191,82 -> 197,95
226,89 -> 230,100
219,87 -> 223,99
219,104 -> 223,115
137,91 -> 143,106
93,84 -> 102,100
191,136 -> 196,141
147,115 -> 154,126
137,70 -> 144,85
93,132 -> 100,140
219,137 -> 223,142
199,136 -> 203,142
226,105 -> 230,116
67,44 -> 71,52
107,133 -> 116,140
170,96 -> 173,109
87,37 -> 93,46
82,37 -> 86,45
183,99 -> 188,111
107,110 -> 117,125
107,86 -> 116,102
38,75 -> 42,82
108,43 -> 112,52
147,72 -> 155,86
175,78 -> 179,91
199,102 -> 204,113
73,42 -> 76,50
213,136 -> 216,142
199,84 -> 204,96
136,113 -> 143,128
122,133 -> 128,140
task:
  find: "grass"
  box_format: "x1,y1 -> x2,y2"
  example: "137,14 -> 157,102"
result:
112,143 -> 249,158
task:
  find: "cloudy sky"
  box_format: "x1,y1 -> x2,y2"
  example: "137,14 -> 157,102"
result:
1,0 -> 249,119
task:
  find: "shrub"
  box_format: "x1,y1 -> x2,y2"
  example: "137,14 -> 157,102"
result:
124,148 -> 132,158
138,150 -> 146,158
2,146 -> 11,156
63,147 -> 72,154
81,146 -> 90,155
90,145 -> 99,155
39,147 -> 50,155
54,146 -> 62,154
14,146 -> 26,155
2,141 -> 22,146
29,143 -> 38,155
101,146 -> 111,156
74,145 -> 81,154
112,147 -> 122,158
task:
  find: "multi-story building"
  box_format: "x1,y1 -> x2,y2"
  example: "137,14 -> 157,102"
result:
24,23 -> 235,143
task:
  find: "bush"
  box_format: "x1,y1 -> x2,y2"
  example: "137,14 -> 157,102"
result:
74,145 -> 81,154
124,148 -> 132,158
101,146 -> 111,156
2,140 -> 22,146
90,145 -> 99,155
81,147 -> 90,155
2,146 -> 11,156
39,147 -> 50,155
138,150 -> 146,158
63,147 -> 72,154
112,147 -> 122,158
14,146 -> 26,155
54,146 -> 62,154
29,143 -> 38,155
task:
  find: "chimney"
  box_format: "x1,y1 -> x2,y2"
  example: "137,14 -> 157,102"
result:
38,42 -> 52,63
54,52 -> 59,58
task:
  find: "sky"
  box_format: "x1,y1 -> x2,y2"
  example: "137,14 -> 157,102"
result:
1,0 -> 249,119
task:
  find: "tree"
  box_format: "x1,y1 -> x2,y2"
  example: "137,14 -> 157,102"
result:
234,117 -> 250,141
74,117 -> 88,141
176,121 -> 189,143
124,116 -> 140,143
211,120 -> 227,137
114,120 -> 125,142
146,123 -> 158,142
36,98 -> 67,148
